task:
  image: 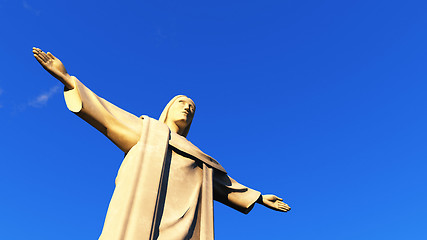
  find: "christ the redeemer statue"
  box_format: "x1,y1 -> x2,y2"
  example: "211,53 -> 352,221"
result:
33,47 -> 291,240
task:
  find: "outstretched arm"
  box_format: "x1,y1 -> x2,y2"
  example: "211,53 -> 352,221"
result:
32,47 -> 142,153
213,172 -> 291,214
257,194 -> 291,212
33,47 -> 75,90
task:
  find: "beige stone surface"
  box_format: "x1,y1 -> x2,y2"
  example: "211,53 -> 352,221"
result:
33,47 -> 291,240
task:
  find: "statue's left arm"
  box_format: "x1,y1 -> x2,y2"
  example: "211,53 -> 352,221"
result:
213,172 -> 291,214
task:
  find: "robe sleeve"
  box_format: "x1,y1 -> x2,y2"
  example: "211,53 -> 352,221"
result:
213,171 -> 261,214
63,76 -> 143,153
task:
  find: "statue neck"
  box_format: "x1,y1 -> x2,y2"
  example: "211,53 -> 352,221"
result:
166,121 -> 186,137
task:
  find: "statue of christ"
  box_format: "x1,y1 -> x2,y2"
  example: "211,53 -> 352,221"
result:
33,47 -> 290,240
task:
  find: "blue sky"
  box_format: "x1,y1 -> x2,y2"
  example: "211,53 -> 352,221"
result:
1,0 -> 427,239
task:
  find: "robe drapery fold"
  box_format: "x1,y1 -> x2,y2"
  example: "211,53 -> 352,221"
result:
63,78 -> 261,240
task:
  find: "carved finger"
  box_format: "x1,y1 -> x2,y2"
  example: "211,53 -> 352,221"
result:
34,48 -> 43,55
42,52 -> 51,61
32,48 -> 42,56
34,54 -> 45,64
38,52 -> 48,62
47,52 -> 56,59
40,51 -> 46,57
278,207 -> 287,212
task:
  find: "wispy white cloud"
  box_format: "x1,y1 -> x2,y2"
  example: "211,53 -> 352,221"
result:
29,86 -> 60,108
23,0 -> 40,16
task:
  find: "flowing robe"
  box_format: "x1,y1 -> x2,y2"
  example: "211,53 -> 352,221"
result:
63,78 -> 261,240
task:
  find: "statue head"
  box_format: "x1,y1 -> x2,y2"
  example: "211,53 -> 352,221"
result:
159,95 -> 195,137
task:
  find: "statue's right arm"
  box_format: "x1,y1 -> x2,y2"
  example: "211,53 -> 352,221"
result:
33,47 -> 142,153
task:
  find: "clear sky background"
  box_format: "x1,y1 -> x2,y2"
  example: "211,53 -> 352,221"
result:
1,0 -> 427,239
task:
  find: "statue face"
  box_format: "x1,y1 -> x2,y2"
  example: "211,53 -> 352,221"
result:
166,97 -> 195,129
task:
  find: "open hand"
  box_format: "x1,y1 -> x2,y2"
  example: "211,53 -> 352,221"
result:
260,194 -> 291,212
33,47 -> 74,89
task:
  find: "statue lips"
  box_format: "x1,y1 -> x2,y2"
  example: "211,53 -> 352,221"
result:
182,110 -> 191,117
